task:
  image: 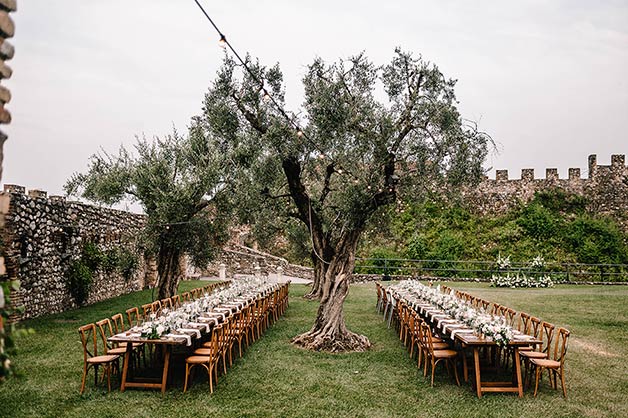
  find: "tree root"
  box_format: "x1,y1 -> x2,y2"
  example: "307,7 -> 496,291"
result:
291,329 -> 371,353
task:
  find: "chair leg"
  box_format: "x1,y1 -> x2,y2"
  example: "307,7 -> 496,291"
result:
560,369 -> 567,398
184,363 -> 191,393
80,364 -> 88,394
533,366 -> 542,397
105,365 -> 112,392
208,363 -> 214,394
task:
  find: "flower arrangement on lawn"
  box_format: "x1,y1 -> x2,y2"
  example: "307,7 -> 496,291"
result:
390,280 -> 514,347
490,273 -> 554,288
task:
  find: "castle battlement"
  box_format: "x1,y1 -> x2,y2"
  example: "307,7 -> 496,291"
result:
490,154 -> 626,181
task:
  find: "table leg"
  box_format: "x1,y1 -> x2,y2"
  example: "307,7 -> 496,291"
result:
120,343 -> 133,392
514,348 -> 523,398
462,347 -> 469,383
473,347 -> 482,398
161,345 -> 171,395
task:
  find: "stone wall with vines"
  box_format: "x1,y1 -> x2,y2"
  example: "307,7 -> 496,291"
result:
0,185 -> 149,320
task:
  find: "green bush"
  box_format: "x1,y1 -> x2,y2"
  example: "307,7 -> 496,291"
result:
66,261 -> 93,305
517,202 -> 558,240
566,216 -> 628,265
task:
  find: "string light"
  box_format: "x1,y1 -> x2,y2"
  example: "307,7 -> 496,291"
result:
262,89 -> 271,102
192,0 -> 327,154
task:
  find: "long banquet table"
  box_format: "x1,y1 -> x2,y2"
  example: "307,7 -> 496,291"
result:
109,285 -> 275,394
389,288 -> 541,398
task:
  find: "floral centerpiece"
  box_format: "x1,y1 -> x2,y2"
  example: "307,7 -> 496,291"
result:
389,280 -> 514,347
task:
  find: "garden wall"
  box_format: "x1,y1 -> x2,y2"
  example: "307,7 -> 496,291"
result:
466,154 -> 628,231
0,185 -> 152,320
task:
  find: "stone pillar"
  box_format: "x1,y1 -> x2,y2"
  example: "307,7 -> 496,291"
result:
588,154 -> 597,179
276,266 -> 283,284
495,169 -> 508,181
219,263 -> 226,280
254,263 -> 261,278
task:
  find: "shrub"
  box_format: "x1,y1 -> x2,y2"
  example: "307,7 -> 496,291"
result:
566,216 -> 628,265
66,260 -> 93,305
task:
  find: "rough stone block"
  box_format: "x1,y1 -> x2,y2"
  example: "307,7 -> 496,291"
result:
28,189 -> 47,199
4,183 -> 24,194
0,11 -> 14,37
0,0 -> 17,12
611,154 -> 625,168
521,168 -> 534,181
568,168 -> 581,180
0,39 -> 13,61
588,154 -> 597,178
0,84 -> 10,104
0,60 -> 11,79
495,169 -> 508,180
0,104 -> 10,123
546,168 -> 558,181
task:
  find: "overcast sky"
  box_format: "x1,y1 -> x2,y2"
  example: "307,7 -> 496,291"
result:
3,0 -> 627,203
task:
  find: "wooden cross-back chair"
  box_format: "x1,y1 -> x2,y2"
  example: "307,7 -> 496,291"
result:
171,294 -> 181,308
521,321 -> 555,386
531,327 -> 570,398
78,323 -> 119,394
185,323 -> 224,393
420,322 -> 460,387
181,292 -> 191,302
126,307 -> 142,328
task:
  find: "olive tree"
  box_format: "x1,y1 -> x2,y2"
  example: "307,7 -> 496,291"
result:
200,48 -> 490,352
65,128 -> 230,299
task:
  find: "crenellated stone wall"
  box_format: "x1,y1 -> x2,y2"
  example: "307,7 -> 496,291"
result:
0,184 -> 152,320
467,154 -> 628,231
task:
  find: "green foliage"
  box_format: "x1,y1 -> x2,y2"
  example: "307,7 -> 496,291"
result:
357,188 -> 628,277
66,259 -> 93,306
65,128 -> 231,297
565,215 -> 628,265
356,247 -> 402,275
517,202 -> 558,240
202,49 -> 490,272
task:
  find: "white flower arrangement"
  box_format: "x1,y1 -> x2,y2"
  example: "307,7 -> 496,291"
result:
140,276 -> 271,339
390,280 -> 514,347
490,273 -> 554,288
530,255 -> 545,269
496,253 -> 511,270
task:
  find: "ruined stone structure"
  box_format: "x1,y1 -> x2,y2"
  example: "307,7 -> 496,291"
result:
467,154 -> 628,231
204,244 -> 313,280
0,185 -> 153,320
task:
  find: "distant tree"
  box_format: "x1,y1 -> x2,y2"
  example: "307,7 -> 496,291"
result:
200,49 -> 491,352
65,128 -> 230,299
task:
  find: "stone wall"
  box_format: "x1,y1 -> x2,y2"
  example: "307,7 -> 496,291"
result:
0,184 -> 150,320
204,244 -> 313,280
466,154 -> 628,231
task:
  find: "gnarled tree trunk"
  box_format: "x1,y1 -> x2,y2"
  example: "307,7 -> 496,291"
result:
156,245 -> 183,300
292,230 -> 371,352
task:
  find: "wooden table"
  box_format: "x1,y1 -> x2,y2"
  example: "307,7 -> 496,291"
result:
109,315 -> 223,394
403,297 -> 541,398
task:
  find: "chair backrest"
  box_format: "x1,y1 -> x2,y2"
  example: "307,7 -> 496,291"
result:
141,303 -> 153,318
126,307 -> 141,328
181,292 -> 191,302
151,300 -> 162,316
552,327 -> 570,365
518,312 -> 531,333
480,299 -> 491,311
160,298 -> 172,310
111,313 -> 125,334
171,294 -> 181,308
421,322 -> 435,353
78,323 -> 98,362
491,303 -> 501,316
540,322 -> 556,355
94,319 -> 114,354
207,323 -> 223,358
529,316 -> 542,339
505,308 -> 517,327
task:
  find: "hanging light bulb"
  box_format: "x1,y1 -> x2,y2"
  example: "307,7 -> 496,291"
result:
337,169 -> 343,174
296,128 -> 304,137
218,34 -> 227,48
262,89 -> 271,102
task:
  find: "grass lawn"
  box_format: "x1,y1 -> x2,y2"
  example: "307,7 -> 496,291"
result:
1,281 -> 627,418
